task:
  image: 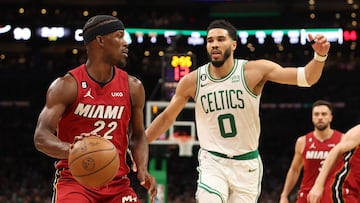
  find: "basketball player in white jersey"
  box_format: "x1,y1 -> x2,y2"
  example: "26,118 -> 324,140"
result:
146,19 -> 330,203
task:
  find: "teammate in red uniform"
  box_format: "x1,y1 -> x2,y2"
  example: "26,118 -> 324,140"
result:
279,100 -> 342,203
33,15 -> 157,203
308,124 -> 360,203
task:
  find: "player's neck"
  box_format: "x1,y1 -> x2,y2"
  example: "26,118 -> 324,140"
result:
85,62 -> 114,84
314,128 -> 333,142
209,59 -> 234,79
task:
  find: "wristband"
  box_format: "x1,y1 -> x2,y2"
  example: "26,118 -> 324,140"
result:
297,67 -> 311,87
314,52 -> 328,62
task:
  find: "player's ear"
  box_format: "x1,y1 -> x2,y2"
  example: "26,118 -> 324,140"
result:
232,40 -> 237,50
95,35 -> 104,47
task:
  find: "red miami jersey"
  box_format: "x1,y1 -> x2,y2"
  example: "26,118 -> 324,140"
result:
298,130 -> 342,199
322,146 -> 360,202
56,64 -> 131,177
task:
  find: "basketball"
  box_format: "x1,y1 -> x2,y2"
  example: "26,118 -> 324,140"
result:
68,136 -> 119,187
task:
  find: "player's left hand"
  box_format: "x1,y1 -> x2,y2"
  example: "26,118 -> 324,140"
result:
138,171 -> 157,203
308,33 -> 330,57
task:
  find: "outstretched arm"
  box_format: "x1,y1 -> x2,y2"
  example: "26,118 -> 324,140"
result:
146,71 -> 196,143
307,124 -> 360,203
250,33 -> 331,88
299,33 -> 331,86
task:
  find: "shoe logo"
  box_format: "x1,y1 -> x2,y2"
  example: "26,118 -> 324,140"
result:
248,168 -> 257,172
84,88 -> 94,99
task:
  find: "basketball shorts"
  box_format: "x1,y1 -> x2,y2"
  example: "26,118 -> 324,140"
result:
52,168 -> 140,203
195,148 -> 263,203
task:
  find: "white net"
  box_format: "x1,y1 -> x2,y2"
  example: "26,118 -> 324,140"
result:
175,136 -> 194,157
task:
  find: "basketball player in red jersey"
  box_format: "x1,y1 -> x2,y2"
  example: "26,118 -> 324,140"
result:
308,124 -> 360,203
279,100 -> 342,203
33,15 -> 157,203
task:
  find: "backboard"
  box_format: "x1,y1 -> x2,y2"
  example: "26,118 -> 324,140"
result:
145,101 -> 199,147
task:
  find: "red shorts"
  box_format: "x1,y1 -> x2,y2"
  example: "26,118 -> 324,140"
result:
296,191 -> 308,203
321,186 -> 360,203
296,191 -> 329,203
52,169 -> 140,203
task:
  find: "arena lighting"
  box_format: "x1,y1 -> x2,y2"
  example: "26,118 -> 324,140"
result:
7,26 -> 344,46
300,28 -> 343,45
164,30 -> 177,44
37,26 -> 71,41
74,29 -> 133,44
126,27 -> 343,45
13,27 -> 31,40
187,32 -> 204,46
343,30 -> 357,41
0,25 -> 11,34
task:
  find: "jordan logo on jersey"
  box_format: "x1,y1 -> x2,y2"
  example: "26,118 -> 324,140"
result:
84,88 -> 94,99
309,142 -> 316,149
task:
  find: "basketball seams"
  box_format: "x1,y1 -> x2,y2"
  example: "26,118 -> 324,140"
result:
91,154 -> 120,187
68,136 -> 120,187
72,151 -> 118,177
68,146 -> 116,166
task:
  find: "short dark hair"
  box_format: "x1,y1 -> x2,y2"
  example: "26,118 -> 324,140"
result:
207,19 -> 237,40
312,100 -> 333,113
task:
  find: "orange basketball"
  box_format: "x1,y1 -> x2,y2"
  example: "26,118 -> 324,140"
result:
68,136 -> 119,187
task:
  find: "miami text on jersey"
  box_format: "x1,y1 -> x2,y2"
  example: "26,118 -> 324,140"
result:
74,103 -> 125,119
305,150 -> 329,159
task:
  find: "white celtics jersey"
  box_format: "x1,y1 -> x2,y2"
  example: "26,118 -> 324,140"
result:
194,59 -> 261,156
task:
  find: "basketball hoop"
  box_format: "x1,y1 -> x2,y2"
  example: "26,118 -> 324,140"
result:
174,135 -> 194,157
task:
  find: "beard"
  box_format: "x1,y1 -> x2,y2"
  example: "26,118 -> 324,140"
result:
207,47 -> 232,68
315,123 -> 329,131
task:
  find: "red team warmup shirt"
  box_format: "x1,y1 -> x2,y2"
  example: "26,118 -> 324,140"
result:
56,64 -> 131,176
296,130 -> 342,203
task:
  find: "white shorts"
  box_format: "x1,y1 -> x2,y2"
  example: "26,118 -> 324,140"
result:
195,148 -> 263,203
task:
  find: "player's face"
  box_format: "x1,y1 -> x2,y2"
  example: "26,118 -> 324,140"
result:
206,28 -> 236,68
312,105 -> 333,131
103,30 -> 128,67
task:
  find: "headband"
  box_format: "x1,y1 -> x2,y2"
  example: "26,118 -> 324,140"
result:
82,20 -> 124,44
